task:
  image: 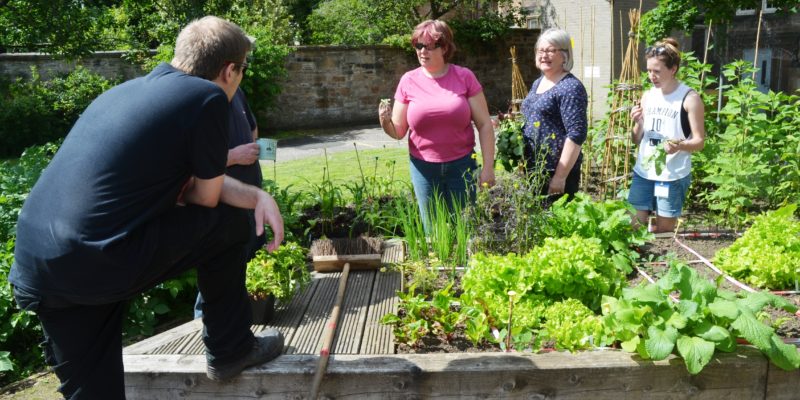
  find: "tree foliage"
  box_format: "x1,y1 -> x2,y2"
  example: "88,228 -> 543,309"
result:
640,0 -> 799,44
305,0 -> 526,46
307,0 -> 418,45
0,0 -> 115,57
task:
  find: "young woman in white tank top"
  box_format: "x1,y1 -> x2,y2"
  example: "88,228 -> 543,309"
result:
629,38 -> 706,233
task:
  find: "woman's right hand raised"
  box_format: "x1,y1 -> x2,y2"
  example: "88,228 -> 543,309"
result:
630,100 -> 643,123
378,98 -> 392,122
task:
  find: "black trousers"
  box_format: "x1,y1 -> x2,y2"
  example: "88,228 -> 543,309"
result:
14,204 -> 254,399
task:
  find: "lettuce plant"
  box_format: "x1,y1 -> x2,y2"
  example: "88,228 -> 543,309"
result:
714,204 -> 800,290
537,299 -> 603,352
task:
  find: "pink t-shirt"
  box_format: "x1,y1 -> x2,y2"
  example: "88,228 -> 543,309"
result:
394,65 -> 483,162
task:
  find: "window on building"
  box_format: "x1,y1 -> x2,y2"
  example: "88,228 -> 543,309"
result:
526,6 -> 542,29
736,0 -> 777,15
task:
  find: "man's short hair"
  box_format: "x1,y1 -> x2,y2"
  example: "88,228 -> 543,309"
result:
171,16 -> 252,80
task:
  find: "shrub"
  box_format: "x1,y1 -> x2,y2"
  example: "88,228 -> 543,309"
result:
0,67 -> 113,158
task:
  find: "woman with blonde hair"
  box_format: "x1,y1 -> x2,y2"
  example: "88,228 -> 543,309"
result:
628,37 -> 705,232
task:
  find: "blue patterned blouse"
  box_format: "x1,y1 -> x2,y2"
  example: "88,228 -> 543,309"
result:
520,73 -> 588,172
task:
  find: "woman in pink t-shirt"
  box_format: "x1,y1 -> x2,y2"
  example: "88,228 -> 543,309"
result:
377,19 -> 495,227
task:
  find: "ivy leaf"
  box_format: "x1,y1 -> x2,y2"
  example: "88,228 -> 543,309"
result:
645,325 -> 678,360
676,336 -> 715,375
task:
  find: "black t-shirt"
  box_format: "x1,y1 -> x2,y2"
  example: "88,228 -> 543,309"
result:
226,89 -> 262,187
10,63 -> 229,302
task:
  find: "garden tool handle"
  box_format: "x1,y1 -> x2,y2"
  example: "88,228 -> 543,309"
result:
309,262 -> 350,399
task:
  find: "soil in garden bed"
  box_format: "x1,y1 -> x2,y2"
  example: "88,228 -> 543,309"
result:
394,236 -> 800,354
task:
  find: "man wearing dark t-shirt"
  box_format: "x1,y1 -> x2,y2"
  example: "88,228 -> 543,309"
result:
194,87 -> 264,319
9,16 -> 284,399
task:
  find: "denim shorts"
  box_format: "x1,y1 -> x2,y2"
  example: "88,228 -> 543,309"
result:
628,172 -> 691,218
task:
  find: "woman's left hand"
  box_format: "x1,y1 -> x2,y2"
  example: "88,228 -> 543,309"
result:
479,167 -> 495,188
548,176 -> 566,195
664,140 -> 682,154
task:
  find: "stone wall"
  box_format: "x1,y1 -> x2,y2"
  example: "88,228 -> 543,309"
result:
0,29 -> 541,131
262,29 -> 540,130
0,51 -> 145,82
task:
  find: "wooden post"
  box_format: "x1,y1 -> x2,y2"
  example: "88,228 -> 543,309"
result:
701,20 -> 713,85
752,8 -> 763,81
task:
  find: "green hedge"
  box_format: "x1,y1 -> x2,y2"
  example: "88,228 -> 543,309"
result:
0,66 -> 114,158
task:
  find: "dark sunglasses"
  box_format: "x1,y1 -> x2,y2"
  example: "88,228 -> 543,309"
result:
413,41 -> 441,51
645,46 -> 667,56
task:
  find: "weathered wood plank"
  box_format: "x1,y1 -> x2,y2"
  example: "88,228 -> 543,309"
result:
362,270 -> 399,354
124,348 -> 771,399
289,272 -> 340,355
331,270 -> 375,354
765,361 -> 800,400
123,318 -> 202,355
266,277 -> 320,354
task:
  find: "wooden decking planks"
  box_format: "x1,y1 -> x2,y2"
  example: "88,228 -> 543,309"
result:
362,269 -> 399,354
124,268 -> 400,357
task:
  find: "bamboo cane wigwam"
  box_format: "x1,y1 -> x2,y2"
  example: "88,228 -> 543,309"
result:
599,8 -> 643,199
510,46 -> 527,114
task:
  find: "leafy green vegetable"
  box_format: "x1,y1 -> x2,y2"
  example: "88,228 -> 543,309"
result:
246,242 -> 310,302
601,261 -> 800,374
544,193 -> 652,274
537,299 -> 603,352
714,204 -> 800,289
495,115 -> 526,172
380,283 -> 462,347
459,236 -> 626,349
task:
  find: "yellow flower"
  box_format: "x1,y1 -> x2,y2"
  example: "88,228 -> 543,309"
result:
471,153 -> 478,160
482,182 -> 489,188
550,133 -> 556,140
533,121 -> 541,128
513,183 -> 519,190
517,135 -> 522,140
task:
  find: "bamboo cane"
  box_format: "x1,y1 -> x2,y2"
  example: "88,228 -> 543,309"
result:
752,9 -> 763,81
309,262 -> 351,399
701,20 -> 713,85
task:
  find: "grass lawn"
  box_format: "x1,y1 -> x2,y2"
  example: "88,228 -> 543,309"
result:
262,147 -> 412,192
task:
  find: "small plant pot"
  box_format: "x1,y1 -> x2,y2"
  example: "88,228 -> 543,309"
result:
250,295 -> 276,325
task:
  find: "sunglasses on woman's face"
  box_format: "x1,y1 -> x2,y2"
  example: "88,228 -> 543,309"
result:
413,42 -> 441,51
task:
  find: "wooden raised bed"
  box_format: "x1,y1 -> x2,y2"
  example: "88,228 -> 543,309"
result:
123,242 -> 800,399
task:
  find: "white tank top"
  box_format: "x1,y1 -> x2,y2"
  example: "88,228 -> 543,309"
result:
633,83 -> 693,181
